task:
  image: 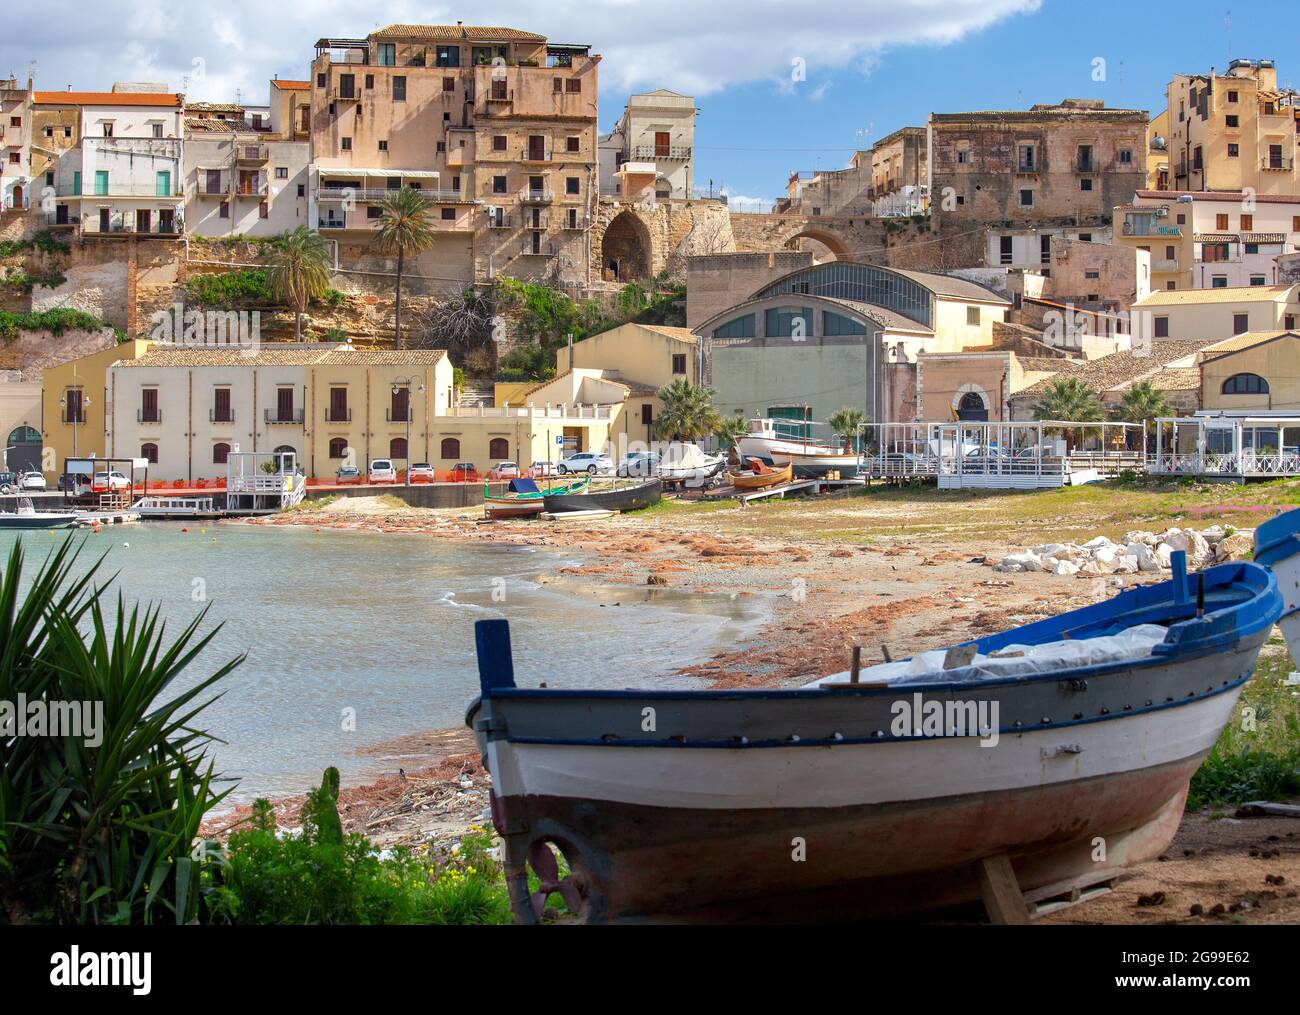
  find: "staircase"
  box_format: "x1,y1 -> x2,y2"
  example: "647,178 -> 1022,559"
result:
458,383 -> 495,408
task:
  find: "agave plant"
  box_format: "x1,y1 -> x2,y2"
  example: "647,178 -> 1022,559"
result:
0,537 -> 242,924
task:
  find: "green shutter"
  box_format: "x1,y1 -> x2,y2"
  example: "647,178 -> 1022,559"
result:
94,170 -> 108,196
156,170 -> 171,196
72,171 -> 81,196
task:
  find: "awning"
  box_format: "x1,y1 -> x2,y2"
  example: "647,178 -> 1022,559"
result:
1194,233 -> 1239,243
317,167 -> 441,179
1244,233 -> 1285,243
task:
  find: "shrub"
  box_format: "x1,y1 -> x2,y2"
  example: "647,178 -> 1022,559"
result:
0,308 -> 109,344
186,269 -> 272,308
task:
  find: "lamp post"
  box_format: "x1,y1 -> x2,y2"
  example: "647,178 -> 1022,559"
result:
391,377 -> 424,485
58,393 -> 90,459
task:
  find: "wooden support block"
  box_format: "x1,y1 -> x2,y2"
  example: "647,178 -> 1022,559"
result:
976,853 -> 1029,925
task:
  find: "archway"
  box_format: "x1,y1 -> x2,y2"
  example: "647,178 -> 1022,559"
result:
6,425 -> 40,472
954,386 -> 989,422
783,227 -> 851,264
601,210 -> 652,282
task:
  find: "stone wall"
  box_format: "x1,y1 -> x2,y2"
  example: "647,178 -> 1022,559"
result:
685,251 -> 812,329
0,327 -> 117,380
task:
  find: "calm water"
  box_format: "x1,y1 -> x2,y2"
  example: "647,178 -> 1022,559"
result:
0,523 -> 768,801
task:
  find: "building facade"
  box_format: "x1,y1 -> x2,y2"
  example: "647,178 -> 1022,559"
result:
1131,284 -> 1300,342
598,89 -> 695,201
40,339 -> 151,478
1,76 -> 33,230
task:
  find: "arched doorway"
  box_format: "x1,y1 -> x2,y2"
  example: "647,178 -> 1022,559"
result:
956,391 -> 989,422
11,184 -> 24,210
601,210 -> 651,282
273,444 -> 298,473
6,425 -> 41,472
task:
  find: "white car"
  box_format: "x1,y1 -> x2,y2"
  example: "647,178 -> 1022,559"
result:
19,470 -> 46,491
492,461 -> 520,479
530,460 -> 555,477
369,459 -> 397,483
90,471 -> 131,493
556,451 -> 613,475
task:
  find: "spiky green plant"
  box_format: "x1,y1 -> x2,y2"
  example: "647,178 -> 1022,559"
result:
827,407 -> 868,452
0,537 -> 242,924
653,379 -> 721,443
1031,377 -> 1105,452
714,415 -> 751,466
372,188 -> 436,348
1116,379 -> 1173,444
265,227 -> 332,342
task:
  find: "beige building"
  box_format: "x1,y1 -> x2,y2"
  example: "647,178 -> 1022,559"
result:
1,76 -> 33,233
1166,59 -> 1300,195
1132,284 -> 1300,342
0,378 -> 43,472
40,339 -> 151,478
869,127 -> 928,217
309,23 -> 599,286
1199,331 -> 1300,411
598,90 -> 695,201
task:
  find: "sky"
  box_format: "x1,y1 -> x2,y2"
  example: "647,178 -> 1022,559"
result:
3,0 -> 1298,207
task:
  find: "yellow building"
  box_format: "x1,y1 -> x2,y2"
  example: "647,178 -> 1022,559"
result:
1132,284 -> 1300,342
0,380 -> 42,473
1146,108 -> 1170,190
40,339 -> 150,477
1199,331 -> 1300,411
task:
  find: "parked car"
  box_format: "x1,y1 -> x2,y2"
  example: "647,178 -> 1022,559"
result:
368,459 -> 397,483
557,451 -> 614,475
617,451 -> 660,478
90,471 -> 131,493
0,470 -> 17,494
530,460 -> 556,477
408,463 -> 435,483
491,461 -> 520,479
336,464 -> 361,482
451,463 -> 480,482
19,470 -> 46,491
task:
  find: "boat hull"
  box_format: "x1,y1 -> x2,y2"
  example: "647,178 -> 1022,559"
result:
484,501 -> 545,519
0,513 -> 78,529
730,463 -> 793,490
543,479 -> 662,514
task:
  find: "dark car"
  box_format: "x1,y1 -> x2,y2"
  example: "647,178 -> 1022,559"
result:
0,470 -> 16,494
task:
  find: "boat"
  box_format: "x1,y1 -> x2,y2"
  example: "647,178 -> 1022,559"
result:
466,538 -> 1289,924
0,496 -> 78,530
542,478 -> 662,514
483,476 -> 589,519
729,458 -> 793,491
736,418 -> 859,477
1254,509 -> 1300,661
657,443 -> 727,486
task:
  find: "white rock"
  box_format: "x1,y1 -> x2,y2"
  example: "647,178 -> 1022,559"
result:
1154,543 -> 1174,569
1050,559 -> 1081,577
1123,531 -> 1159,547
1082,536 -> 1115,550
997,552 -> 1043,573
1127,542 -> 1161,573
1034,543 -> 1071,559
1115,554 -> 1139,575
1166,529 -> 1211,566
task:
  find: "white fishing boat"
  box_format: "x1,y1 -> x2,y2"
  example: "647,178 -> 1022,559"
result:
0,496 -> 78,530
736,418 -> 859,476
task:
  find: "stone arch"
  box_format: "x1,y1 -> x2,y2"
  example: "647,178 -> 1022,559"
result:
6,425 -> 41,472
783,226 -> 852,262
953,383 -> 990,422
600,209 -> 653,282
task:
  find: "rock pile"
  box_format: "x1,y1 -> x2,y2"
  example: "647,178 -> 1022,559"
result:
994,526 -> 1254,577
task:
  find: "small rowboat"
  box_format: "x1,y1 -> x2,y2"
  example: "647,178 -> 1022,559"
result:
543,478 -> 662,514
729,458 -> 793,491
467,530 -> 1292,924
483,476 -> 588,519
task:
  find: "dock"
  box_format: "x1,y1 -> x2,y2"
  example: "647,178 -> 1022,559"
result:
706,477 -> 867,506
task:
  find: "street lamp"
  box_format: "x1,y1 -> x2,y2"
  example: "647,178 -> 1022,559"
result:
58,393 -> 90,459
391,377 -> 424,485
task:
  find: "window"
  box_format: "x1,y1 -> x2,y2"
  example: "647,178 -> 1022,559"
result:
999,235 -> 1013,265
565,79 -> 581,93
435,45 -> 460,68
63,126 -> 71,138
1018,189 -> 1034,208
565,177 -> 579,195
152,123 -> 163,139
43,126 -> 52,138
1154,316 -> 1169,338
765,307 -> 813,338
219,201 -> 229,219
259,201 -> 268,219
328,387 -> 349,421
1227,90 -> 1239,102
1246,243 -> 1260,255
451,176 -> 460,192
101,122 -> 113,137
365,74 -> 374,89
212,388 -> 232,423
328,438 -> 348,459
966,306 -> 981,327
390,437 -> 408,460
441,208 -> 455,220
442,76 -> 454,93
377,43 -> 396,66
1079,178 -> 1093,192
1287,315 -> 1297,331
378,140 -> 388,151
393,76 -> 406,101
341,137 -> 351,151
671,353 -> 687,375
1250,275 -> 1267,286
489,438 -> 509,459
1226,114 -> 1240,128
212,443 -> 231,465
338,73 -> 355,98
1221,373 -> 1269,395
492,175 -> 507,194
140,443 -> 158,464
712,314 -> 755,339
1241,214 -> 1253,230
1216,213 -> 1229,230
1085,270 -> 1101,279
367,206 -> 383,219
140,388 -> 159,423
1233,313 -> 1250,334
297,183 -> 305,197
1227,143 -> 1240,158
440,437 -> 460,459
1212,275 -> 1229,288
317,73 -> 326,87
566,136 -> 580,153
1118,149 -> 1133,164
553,77 -> 563,93
1079,233 -> 1092,242
641,404 -> 653,425
1203,243 -> 1231,263
956,150 -> 969,165
492,135 -> 507,152
276,166 -> 288,179
823,312 -> 866,336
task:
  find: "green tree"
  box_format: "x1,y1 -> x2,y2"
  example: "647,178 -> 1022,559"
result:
1032,377 -> 1104,452
1116,379 -> 1173,442
653,379 -> 722,442
265,227 -> 332,342
827,407 -> 868,452
715,415 -> 751,466
372,188 -> 436,349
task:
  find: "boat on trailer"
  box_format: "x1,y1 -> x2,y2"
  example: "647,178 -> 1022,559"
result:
729,458 -> 793,491
467,533 -> 1294,924
737,418 -> 859,477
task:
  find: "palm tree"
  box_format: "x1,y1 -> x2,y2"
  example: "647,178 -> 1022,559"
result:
1116,380 -> 1172,448
372,187 -> 436,348
653,379 -> 722,443
1032,377 -> 1104,452
715,415 -> 751,467
827,407 -> 867,453
265,227 -> 332,342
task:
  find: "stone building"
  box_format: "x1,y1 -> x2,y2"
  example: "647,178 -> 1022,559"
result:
929,99 -> 1148,241
869,127 -> 928,217
1,76 -> 33,235
308,23 -> 599,288
597,89 -> 696,201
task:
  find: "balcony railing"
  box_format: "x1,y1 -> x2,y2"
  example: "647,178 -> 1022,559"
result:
486,214 -> 513,229
137,410 -> 162,423
386,408 -> 413,422
1016,161 -> 1040,174
232,181 -> 268,198
209,409 -> 235,423
264,408 -> 304,424
1075,159 -> 1096,173
1,196 -> 28,211
317,187 -> 474,204
235,145 -> 268,164
325,408 -> 352,422
521,146 -> 553,163
83,217 -> 183,236
318,217 -> 349,230
1262,156 -> 1294,171
197,177 -> 230,196
631,144 -> 692,161
520,239 -> 558,256
519,189 -> 553,205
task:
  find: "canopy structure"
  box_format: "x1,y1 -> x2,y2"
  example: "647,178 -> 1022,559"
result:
1152,415 -> 1300,481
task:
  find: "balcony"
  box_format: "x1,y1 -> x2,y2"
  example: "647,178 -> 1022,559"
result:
264,408 -> 304,424
519,239 -> 558,256
83,216 -> 183,237
521,146 -> 553,164
324,407 -> 352,422
318,217 -> 350,230
519,189 -> 553,205
559,216 -> 585,230
1,195 -> 28,211
232,181 -> 268,198
235,145 -> 268,165
631,144 -> 692,161
197,177 -> 230,197
137,409 -> 162,423
60,413 -> 87,425
1153,258 -> 1181,273
209,409 -> 235,423
386,408 -> 413,422
1262,156 -> 1294,171
486,214 -> 513,229
1075,159 -> 1096,173
317,187 -> 475,204
1015,161 -> 1041,174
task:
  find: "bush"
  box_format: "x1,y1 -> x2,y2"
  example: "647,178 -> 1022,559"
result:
0,307 -> 109,344
1188,744 -> 1300,810
186,269 -> 272,308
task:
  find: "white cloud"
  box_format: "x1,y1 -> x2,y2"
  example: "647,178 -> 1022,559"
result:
2,0 -> 1040,101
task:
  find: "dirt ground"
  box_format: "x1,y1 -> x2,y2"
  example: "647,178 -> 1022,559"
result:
227,485 -> 1300,924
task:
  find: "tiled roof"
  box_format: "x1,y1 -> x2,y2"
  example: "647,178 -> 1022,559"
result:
370,24 -> 546,42
1134,284 -> 1296,307
636,325 -> 696,343
1139,367 -> 1201,391
1201,330 -> 1299,357
188,102 -> 244,113
1136,190 -> 1300,205
1018,356 -> 1080,374
117,345 -> 447,368
271,80 -> 310,91
1016,339 -> 1217,398
33,91 -> 182,107
322,348 -> 447,366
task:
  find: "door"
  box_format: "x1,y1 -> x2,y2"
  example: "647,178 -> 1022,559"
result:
159,209 -> 175,233
55,204 -> 68,225
206,169 -> 221,194
65,389 -> 83,423
329,387 -> 348,421
214,388 -> 231,422
156,170 -> 171,196
140,388 -> 158,423
94,170 -> 108,196
6,426 -> 41,473
277,387 -> 294,422
391,386 -> 409,422
655,131 -> 670,158
135,208 -> 151,233
72,170 -> 81,196
239,170 -> 257,196
98,208 -> 109,232
527,135 -> 546,161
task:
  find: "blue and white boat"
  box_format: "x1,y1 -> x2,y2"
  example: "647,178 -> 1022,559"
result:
467,515 -> 1299,924
1254,510 -> 1300,662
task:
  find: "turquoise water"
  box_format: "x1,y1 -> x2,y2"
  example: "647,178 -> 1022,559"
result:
0,524 -> 767,801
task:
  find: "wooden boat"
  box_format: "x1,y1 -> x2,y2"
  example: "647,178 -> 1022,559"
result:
1254,509 -> 1300,661
729,458 -> 793,491
466,541 -> 1286,924
735,418 -> 859,477
0,497 -> 77,530
483,476 -> 588,519
543,478 -> 662,514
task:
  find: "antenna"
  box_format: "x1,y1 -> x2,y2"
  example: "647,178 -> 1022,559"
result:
1225,9 -> 1232,63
